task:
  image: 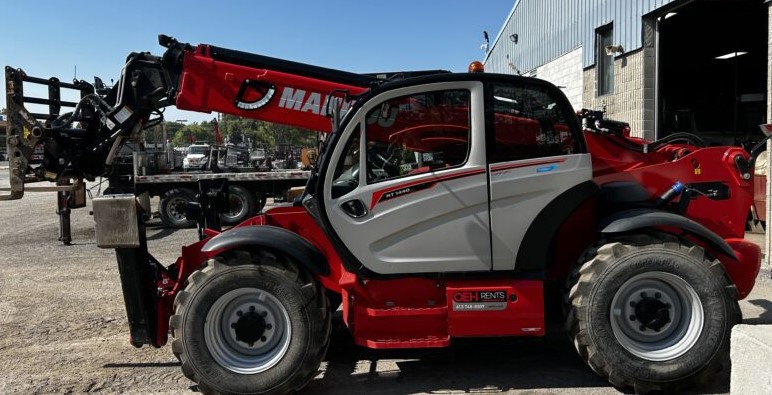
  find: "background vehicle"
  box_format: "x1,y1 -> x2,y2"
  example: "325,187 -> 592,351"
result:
2,36 -> 764,394
249,147 -> 268,169
134,153 -> 308,227
182,142 -> 210,171
104,145 -> 310,228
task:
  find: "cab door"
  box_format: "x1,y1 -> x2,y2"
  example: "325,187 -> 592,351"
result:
322,82 -> 491,275
485,80 -> 592,271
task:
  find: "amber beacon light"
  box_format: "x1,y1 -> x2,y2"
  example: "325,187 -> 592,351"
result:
468,61 -> 484,73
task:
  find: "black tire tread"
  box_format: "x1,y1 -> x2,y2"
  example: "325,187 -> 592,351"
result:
170,250 -> 331,394
564,234 -> 741,393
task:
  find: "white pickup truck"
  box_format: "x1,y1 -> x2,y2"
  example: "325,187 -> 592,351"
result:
182,143 -> 210,171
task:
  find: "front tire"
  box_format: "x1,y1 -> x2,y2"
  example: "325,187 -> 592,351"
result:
171,253 -> 330,394
565,234 -> 740,393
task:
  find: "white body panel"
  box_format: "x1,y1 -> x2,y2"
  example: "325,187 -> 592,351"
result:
489,154 -> 592,270
337,166 -> 491,274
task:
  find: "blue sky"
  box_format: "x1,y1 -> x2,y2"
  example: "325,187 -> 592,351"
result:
1,0 -> 513,123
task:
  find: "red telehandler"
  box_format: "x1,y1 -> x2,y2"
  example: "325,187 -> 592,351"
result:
2,35 -> 765,394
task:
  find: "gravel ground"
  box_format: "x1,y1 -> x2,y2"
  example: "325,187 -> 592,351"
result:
0,181 -> 770,394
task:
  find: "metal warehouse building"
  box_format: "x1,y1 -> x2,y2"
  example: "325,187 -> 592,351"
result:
484,0 -> 769,145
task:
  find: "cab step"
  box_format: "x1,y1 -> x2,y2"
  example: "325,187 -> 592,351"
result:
350,305 -> 449,349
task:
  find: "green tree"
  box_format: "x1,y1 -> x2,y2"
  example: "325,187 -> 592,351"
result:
164,121 -> 185,137
171,129 -> 189,146
170,124 -> 196,146
200,114 -> 320,154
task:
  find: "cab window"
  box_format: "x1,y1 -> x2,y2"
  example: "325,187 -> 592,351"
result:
363,89 -> 471,183
489,83 -> 578,163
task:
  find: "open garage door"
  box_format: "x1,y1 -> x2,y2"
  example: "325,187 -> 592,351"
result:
658,0 -> 767,147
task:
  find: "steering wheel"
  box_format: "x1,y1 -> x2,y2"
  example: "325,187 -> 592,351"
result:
384,141 -> 402,165
366,144 -> 400,178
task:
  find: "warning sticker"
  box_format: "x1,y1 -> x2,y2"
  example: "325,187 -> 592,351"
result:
113,106 -> 133,124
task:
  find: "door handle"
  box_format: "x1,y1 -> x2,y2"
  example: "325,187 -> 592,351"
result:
340,199 -> 368,218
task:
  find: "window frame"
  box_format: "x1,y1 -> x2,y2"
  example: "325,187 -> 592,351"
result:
597,24 -> 615,96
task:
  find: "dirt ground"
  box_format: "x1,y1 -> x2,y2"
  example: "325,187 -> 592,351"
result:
0,188 -> 770,394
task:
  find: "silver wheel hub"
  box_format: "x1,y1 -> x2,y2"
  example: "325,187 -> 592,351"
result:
225,195 -> 247,219
168,197 -> 188,220
205,287 -> 291,374
610,271 -> 704,361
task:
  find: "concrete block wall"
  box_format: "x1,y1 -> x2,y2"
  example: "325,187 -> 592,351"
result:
530,47 -> 584,111
583,50 -> 647,139
641,17 -> 657,141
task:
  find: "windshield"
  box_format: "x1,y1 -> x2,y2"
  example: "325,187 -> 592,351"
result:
188,146 -> 209,155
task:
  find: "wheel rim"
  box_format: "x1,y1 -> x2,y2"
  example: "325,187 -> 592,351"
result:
205,287 -> 292,374
610,271 -> 704,361
167,197 -> 189,222
222,194 -> 247,222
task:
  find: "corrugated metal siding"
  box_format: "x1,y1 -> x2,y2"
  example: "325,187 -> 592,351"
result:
485,0 -> 680,73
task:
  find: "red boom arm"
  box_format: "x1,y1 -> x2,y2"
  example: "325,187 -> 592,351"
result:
172,44 -> 372,133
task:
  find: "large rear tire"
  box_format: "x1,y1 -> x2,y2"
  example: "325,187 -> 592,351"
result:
170,252 -> 331,394
565,234 -> 740,393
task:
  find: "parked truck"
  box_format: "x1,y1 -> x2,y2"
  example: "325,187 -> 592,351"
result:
110,147 -> 309,228
2,35 -> 765,394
